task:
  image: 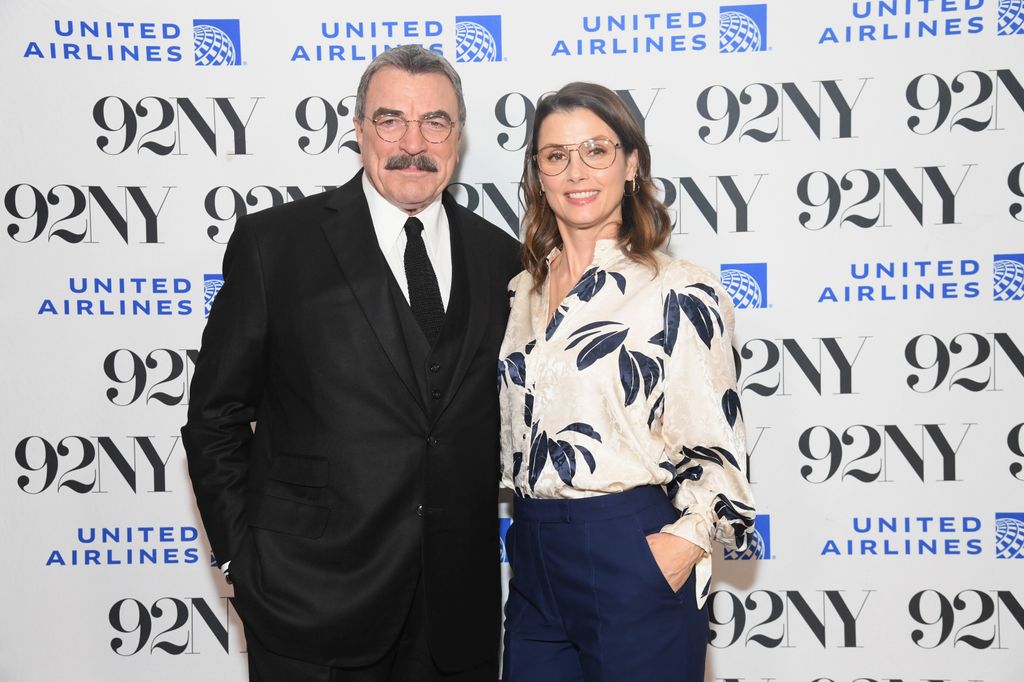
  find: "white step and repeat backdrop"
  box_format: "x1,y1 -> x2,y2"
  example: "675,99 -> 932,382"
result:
1,1 -> 1022,680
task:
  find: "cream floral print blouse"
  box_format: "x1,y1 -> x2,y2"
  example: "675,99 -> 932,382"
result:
498,240 -> 756,607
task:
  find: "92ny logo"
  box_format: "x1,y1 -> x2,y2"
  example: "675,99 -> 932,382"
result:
708,589 -> 871,648
695,78 -> 870,144
109,597 -> 242,655
14,436 -> 180,494
796,165 -> 972,230
93,96 -> 260,155
909,590 -> 1024,649
5,184 -> 171,244
736,336 -> 869,396
905,333 -> 1024,392
104,348 -> 198,406
797,423 -> 972,483
906,68 -> 1024,134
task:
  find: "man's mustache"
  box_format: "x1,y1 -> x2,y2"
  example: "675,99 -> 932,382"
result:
384,154 -> 438,172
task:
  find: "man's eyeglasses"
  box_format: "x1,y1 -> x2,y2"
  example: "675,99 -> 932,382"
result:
534,138 -> 621,176
368,114 -> 455,144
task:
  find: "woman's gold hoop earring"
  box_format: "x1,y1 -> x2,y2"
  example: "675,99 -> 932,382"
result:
624,178 -> 639,196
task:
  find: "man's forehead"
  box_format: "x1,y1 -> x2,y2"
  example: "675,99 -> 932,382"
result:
364,68 -> 458,111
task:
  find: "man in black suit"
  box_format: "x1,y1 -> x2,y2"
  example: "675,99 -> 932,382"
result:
182,45 -> 520,681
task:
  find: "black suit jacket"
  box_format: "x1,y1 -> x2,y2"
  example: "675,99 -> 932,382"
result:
182,171 -> 521,669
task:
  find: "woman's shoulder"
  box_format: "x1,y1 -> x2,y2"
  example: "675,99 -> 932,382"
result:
507,269 -> 537,297
658,254 -> 726,295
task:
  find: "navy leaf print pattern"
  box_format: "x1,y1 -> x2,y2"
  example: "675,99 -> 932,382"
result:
713,494 -> 756,545
558,422 -> 603,442
505,352 -> 526,387
545,304 -> 568,340
528,425 -> 547,491
609,271 -> 627,294
679,465 -> 704,482
549,439 -> 576,486
661,290 -> 680,356
647,393 -> 664,427
526,423 -> 603,489
576,329 -> 628,370
688,282 -> 718,303
525,339 -> 537,355
682,445 -> 741,470
512,451 -> 523,479
618,348 -> 662,406
663,460 -> 705,498
633,351 -> 661,397
524,392 -> 534,428
678,291 -> 716,349
576,444 -> 596,474
570,267 -> 605,302
722,388 -> 742,427
618,347 -> 641,406
566,320 -> 618,350
655,285 -> 724,354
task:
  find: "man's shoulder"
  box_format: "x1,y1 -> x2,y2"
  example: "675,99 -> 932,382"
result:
242,174 -> 361,234
445,197 -> 519,251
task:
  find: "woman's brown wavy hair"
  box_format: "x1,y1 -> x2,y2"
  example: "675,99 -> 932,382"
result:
520,82 -> 672,285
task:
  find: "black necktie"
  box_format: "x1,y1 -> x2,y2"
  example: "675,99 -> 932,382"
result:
403,216 -> 445,345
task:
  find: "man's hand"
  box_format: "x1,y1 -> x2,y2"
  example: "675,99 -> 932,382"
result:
646,532 -> 705,592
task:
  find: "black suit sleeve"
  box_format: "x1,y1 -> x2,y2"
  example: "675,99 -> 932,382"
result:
181,218 -> 268,567
497,228 -> 524,285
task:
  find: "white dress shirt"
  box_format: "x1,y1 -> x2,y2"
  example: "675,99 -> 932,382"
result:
362,172 -> 452,309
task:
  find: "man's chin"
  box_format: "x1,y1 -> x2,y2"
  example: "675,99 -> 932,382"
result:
383,180 -> 444,208
385,189 -> 442,212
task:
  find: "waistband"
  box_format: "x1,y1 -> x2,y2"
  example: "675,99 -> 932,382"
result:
513,486 -> 669,524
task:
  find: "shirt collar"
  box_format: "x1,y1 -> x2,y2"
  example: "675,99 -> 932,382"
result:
361,172 -> 445,250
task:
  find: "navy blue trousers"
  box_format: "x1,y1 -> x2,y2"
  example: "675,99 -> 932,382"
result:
502,487 -> 708,682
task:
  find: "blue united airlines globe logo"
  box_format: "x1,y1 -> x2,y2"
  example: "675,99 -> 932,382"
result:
998,0 -> 1024,35
455,22 -> 497,62
455,15 -> 502,63
719,5 -> 767,53
721,268 -> 764,309
194,23 -> 238,66
993,255 -> 1024,301
995,516 -> 1024,559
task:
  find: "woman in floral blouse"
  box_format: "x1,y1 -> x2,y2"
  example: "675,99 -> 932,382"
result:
498,82 -> 756,681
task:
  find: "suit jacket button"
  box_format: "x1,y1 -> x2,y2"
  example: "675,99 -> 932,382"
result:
427,436 -> 439,447
431,389 -> 442,400
429,363 -> 441,373
417,505 -> 425,517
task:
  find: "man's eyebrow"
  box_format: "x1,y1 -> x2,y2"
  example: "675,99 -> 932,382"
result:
371,107 -> 403,119
421,110 -> 453,122
370,107 -> 453,122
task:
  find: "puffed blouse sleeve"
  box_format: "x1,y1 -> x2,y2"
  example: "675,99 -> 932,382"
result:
656,260 -> 756,603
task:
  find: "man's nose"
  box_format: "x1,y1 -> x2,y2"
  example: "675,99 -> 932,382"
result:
400,121 -> 429,154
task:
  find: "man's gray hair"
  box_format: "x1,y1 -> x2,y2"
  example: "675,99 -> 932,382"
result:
354,45 -> 467,125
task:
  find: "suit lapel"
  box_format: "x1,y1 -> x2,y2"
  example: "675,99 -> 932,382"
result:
320,173 -> 424,411
431,194 -> 490,425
